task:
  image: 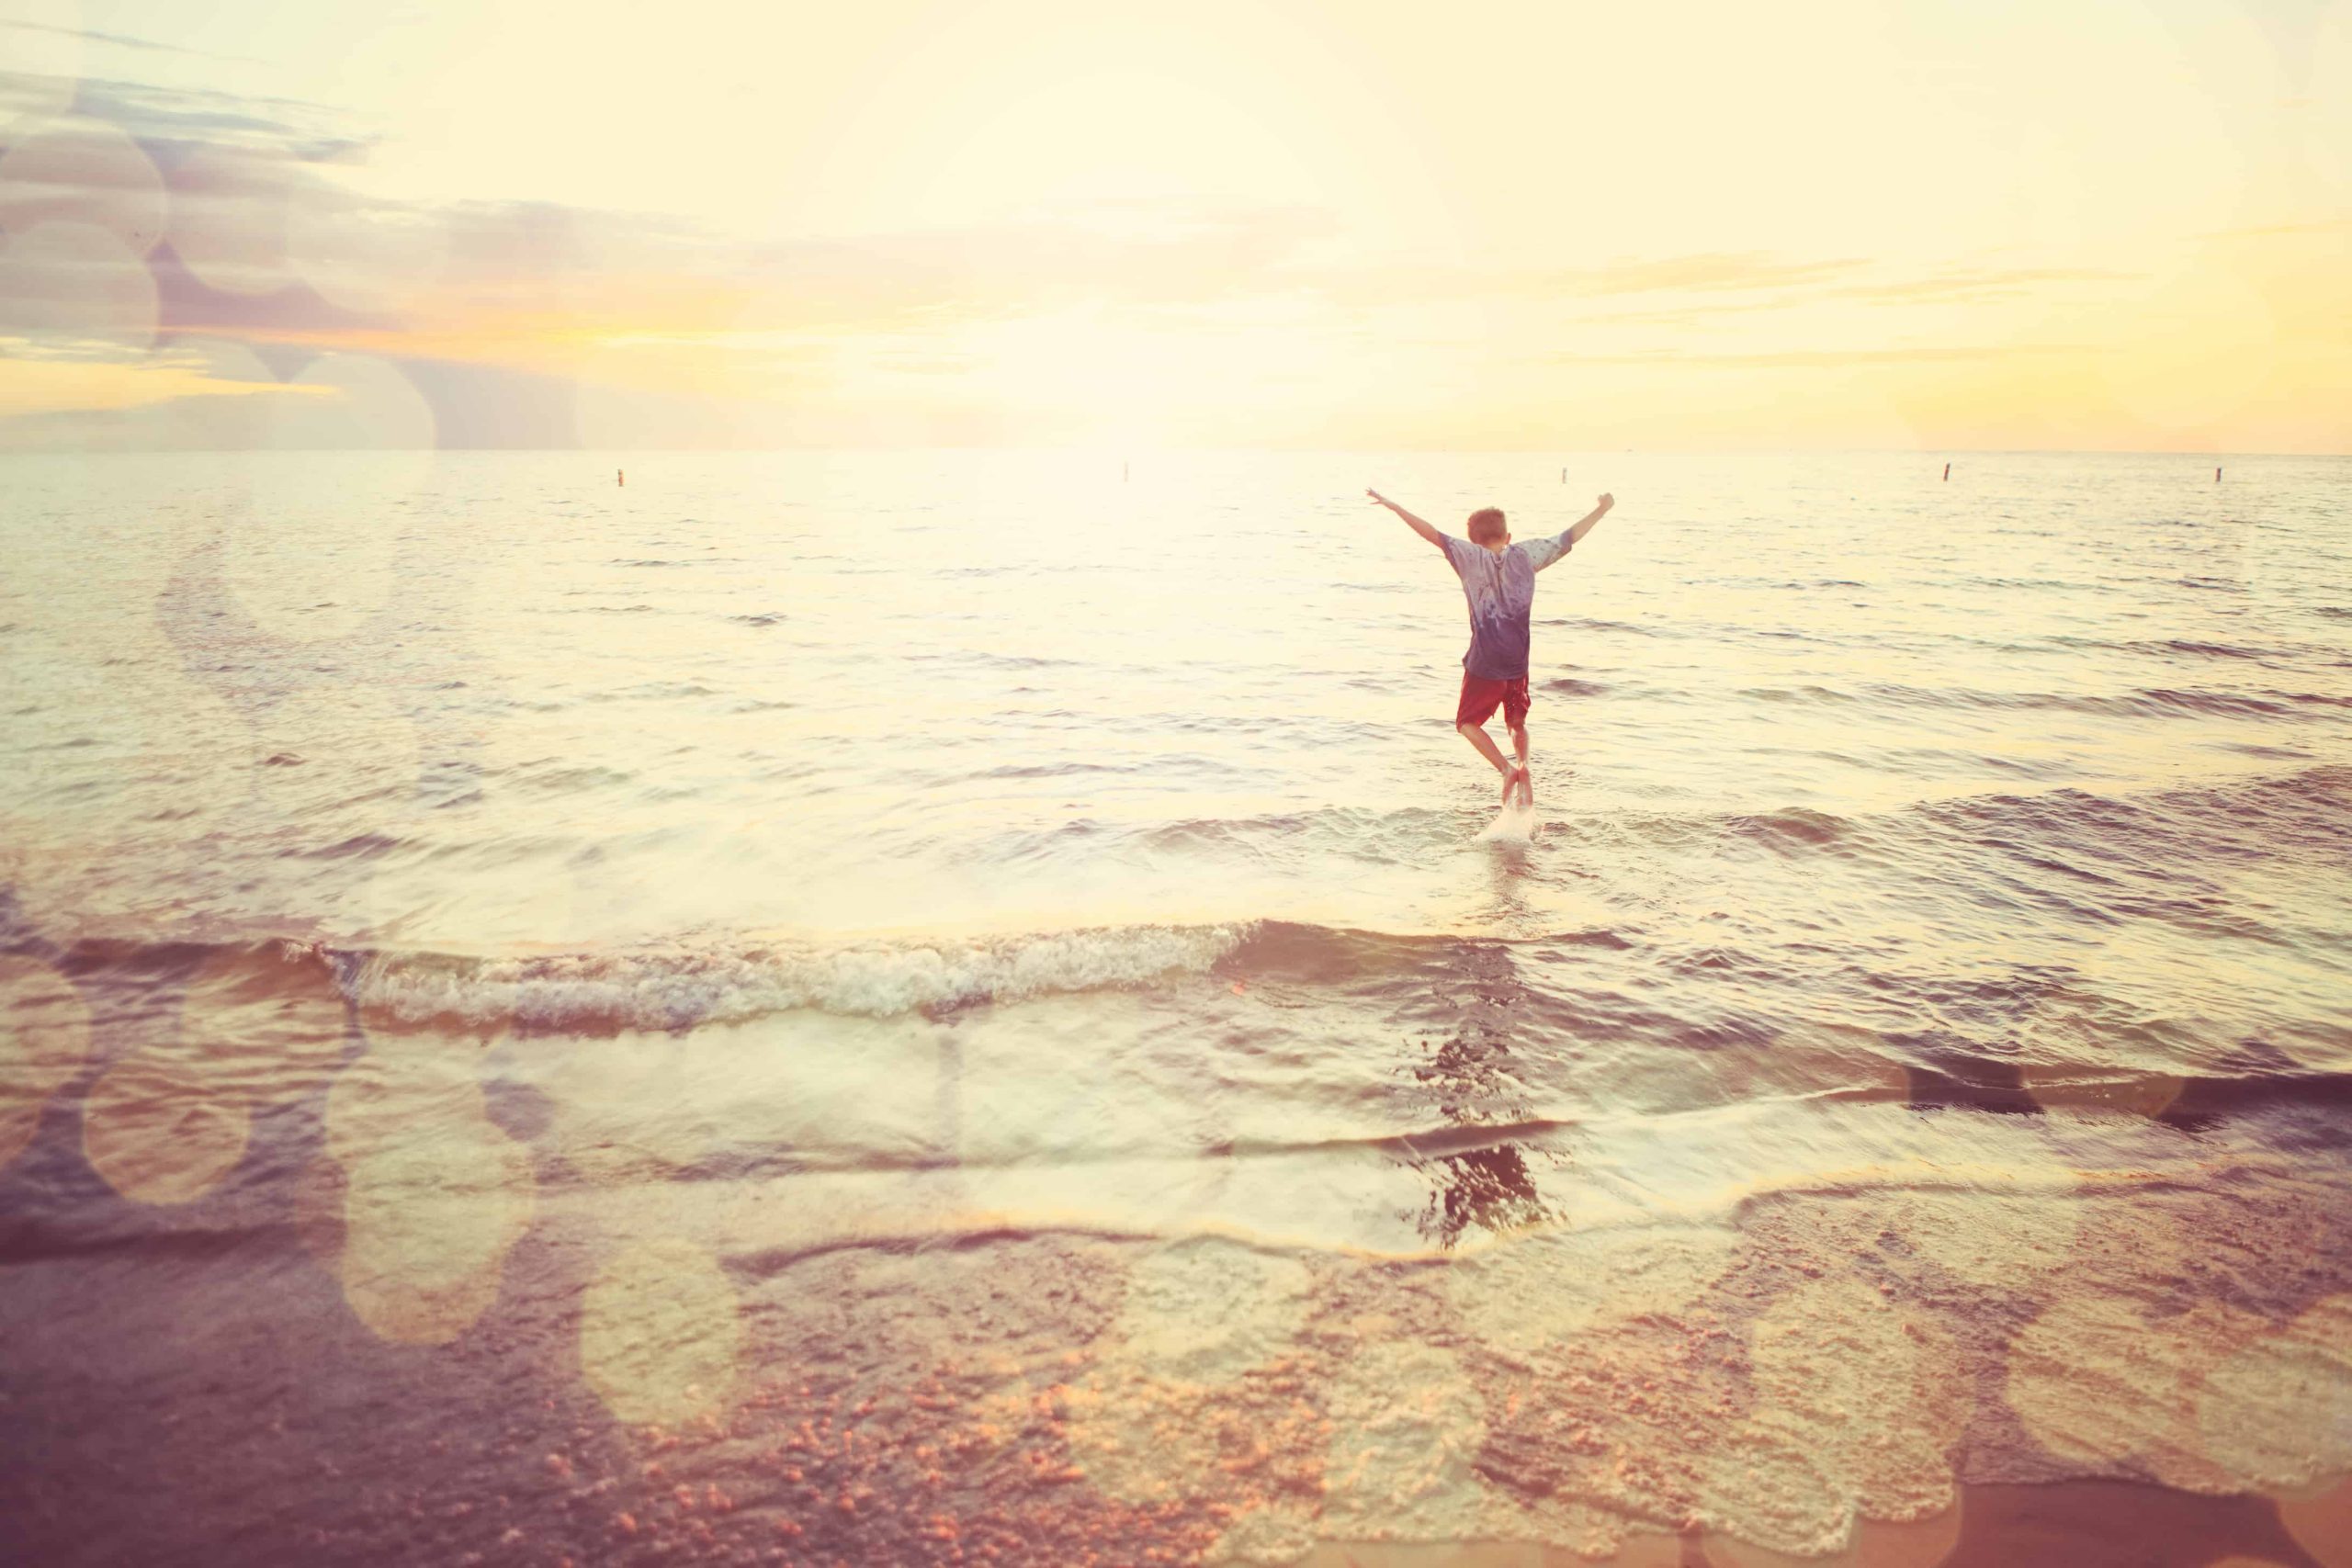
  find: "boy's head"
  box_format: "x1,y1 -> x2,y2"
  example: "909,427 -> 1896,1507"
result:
1466,507 -> 1509,547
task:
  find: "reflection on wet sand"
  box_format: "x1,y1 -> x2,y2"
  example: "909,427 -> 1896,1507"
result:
323,1043 -> 535,1344
0,953 -> 89,1168
1399,946 -> 1569,1250
580,1238 -> 745,1427
80,1052 -> 250,1204
73,942 -> 348,1206
1415,1141 -> 1556,1249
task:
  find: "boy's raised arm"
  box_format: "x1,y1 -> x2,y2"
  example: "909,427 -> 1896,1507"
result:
1562,492 -> 1615,547
1367,488 -> 1447,550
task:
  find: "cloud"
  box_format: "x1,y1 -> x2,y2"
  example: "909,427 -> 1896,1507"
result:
1311,252 -> 2134,326
0,63 -> 2293,451
67,75 -> 371,160
0,349 -> 314,450
2,94 -> 1355,446
1510,261 -> 2137,330
2199,217 -> 2352,239
1826,266 -> 2135,306
397,355 -> 576,447
1516,253 -> 1873,298
147,243 -> 390,342
0,61 -> 2137,358
1558,343 -> 2090,368
0,17 -> 254,64
715,199 -> 1337,324
1312,251 -> 1869,311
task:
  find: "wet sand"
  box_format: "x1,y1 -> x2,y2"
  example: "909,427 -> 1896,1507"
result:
1306,1477 -> 2337,1566
6,1134 -> 2352,1565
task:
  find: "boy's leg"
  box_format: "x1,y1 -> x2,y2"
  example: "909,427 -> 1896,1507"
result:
1457,675 -> 1522,801
1506,680 -> 1532,805
1457,718 -> 1514,781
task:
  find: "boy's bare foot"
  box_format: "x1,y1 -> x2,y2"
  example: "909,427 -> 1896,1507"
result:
1516,770 -> 1534,808
1501,765 -> 1528,805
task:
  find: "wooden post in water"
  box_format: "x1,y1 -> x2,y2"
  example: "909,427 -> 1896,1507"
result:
2216,466 -> 2222,483
1942,462 -> 1951,481
617,468 -> 625,488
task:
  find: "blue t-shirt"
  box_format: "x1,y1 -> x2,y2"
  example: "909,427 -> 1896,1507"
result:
1439,531 -> 1572,681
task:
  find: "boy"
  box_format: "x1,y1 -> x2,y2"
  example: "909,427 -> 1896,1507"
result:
1366,487 -> 1614,807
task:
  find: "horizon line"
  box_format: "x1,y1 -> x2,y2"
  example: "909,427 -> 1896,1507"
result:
1,444 -> 2344,459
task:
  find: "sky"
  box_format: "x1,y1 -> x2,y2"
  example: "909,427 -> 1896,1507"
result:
0,0 -> 2346,451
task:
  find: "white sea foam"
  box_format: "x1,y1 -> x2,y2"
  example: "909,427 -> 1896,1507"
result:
351,921 -> 1251,1031
1476,795 -> 1540,845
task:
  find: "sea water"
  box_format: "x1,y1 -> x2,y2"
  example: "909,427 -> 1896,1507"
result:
3,449 -> 2350,1563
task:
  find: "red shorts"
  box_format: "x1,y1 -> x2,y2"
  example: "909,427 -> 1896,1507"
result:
1455,673 -> 1530,729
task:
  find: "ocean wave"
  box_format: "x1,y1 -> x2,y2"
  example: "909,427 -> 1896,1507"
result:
1535,615 -> 1669,637
1139,805 -> 1461,861
37,917 -> 1630,1038
349,921 -> 1250,1031
2143,638 -> 2275,660
1225,919 -> 1630,987
985,765 -> 2352,877
586,681 -> 719,703
1724,807 -> 1850,849
905,649 -> 1083,670
970,761 -> 1131,780
1922,763 -> 2352,874
292,830 -> 407,863
1656,764 -> 2352,881
1734,682 -> 2352,722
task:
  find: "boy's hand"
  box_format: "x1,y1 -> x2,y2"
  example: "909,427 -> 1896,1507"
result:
1596,493 -> 1614,513
1366,488 -> 1391,508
